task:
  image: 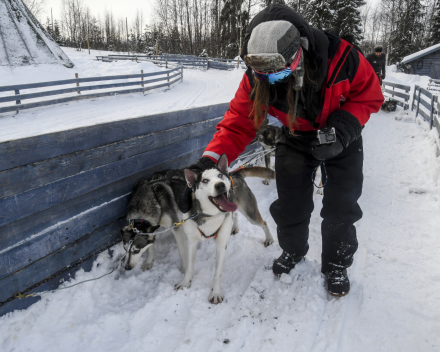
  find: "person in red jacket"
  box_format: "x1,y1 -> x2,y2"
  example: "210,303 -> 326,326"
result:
180,5 -> 384,296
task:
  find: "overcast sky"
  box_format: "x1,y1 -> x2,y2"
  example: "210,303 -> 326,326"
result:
43,0 -> 154,25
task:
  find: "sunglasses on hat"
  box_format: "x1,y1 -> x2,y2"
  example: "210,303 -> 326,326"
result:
252,47 -> 302,85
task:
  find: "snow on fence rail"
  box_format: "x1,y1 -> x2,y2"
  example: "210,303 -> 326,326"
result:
382,80 -> 411,110
95,54 -> 247,71
0,66 -> 183,114
412,85 -> 438,129
0,103 -> 260,316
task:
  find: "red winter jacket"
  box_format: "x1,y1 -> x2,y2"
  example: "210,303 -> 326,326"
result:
202,39 -> 384,164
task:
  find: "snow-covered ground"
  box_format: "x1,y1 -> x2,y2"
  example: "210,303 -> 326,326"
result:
1,50 -> 440,351
0,47 -> 245,142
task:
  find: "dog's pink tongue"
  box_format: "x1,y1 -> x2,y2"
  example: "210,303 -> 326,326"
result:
214,193 -> 237,212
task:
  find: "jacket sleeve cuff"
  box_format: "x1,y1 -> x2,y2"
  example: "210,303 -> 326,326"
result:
326,110 -> 362,148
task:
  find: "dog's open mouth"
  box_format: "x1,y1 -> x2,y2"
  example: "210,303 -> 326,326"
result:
209,193 -> 237,212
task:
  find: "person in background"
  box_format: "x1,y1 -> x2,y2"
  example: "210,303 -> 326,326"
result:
366,45 -> 386,85
180,4 -> 384,297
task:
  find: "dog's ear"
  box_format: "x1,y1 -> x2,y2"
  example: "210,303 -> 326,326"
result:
184,168 -> 198,187
216,154 -> 228,174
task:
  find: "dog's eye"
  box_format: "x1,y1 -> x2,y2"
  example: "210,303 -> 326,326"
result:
218,174 -> 223,179
202,179 -> 209,183
132,249 -> 140,254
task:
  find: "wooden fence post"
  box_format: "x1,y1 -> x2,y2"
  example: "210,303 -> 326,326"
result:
412,85 -> 417,111
166,59 -> 168,69
430,95 -> 436,130
14,90 -> 21,105
181,67 -> 183,82
415,86 -> 421,119
237,57 -> 239,69
75,73 -> 81,94
206,56 -> 209,70
141,70 -> 144,88
167,72 -> 169,87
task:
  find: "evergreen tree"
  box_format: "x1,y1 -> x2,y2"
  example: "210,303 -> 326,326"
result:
307,0 -> 334,30
389,0 -> 424,64
332,0 -> 365,44
430,0 -> 440,46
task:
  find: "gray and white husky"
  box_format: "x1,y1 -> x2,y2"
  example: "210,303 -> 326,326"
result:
120,154 -> 274,303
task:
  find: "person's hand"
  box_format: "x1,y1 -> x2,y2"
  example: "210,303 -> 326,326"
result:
178,156 -> 216,213
311,137 -> 344,160
311,110 -> 362,161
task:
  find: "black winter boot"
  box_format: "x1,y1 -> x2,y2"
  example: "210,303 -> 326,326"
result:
273,251 -> 304,277
324,269 -> 350,297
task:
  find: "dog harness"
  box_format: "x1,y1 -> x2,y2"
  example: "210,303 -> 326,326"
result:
197,224 -> 223,239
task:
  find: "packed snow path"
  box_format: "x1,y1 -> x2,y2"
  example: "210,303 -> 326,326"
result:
1,109 -> 439,352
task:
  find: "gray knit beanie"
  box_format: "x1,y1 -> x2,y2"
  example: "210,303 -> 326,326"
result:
244,20 -> 301,72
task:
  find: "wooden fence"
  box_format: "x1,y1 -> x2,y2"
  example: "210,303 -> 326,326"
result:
0,103 -> 262,316
96,54 -> 247,71
412,85 -> 438,129
0,66 -> 183,114
382,81 -> 411,110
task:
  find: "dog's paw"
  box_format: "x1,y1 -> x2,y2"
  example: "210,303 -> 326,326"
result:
231,228 -> 239,235
262,179 -> 270,186
316,188 -> 324,196
264,238 -> 274,247
141,261 -> 154,271
175,279 -> 191,291
208,291 -> 224,304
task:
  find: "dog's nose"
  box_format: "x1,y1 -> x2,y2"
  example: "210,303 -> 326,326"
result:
215,182 -> 226,193
124,264 -> 133,271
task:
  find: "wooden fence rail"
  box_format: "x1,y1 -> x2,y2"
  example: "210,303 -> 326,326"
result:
0,66 -> 183,114
96,54 -> 247,70
382,81 -> 411,110
412,84 -> 438,129
0,103 -> 261,317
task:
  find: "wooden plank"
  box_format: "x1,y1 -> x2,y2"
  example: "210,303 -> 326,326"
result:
0,218 -> 124,303
0,133 -> 214,227
383,88 -> 410,101
0,117 -> 220,199
0,71 -> 181,104
382,81 -> 411,92
0,148 -> 204,256
0,102 -> 229,171
418,96 -> 432,111
0,67 -> 182,93
418,108 -> 430,122
420,87 -> 433,99
0,194 -> 128,280
0,147 -> 206,304
0,76 -> 182,114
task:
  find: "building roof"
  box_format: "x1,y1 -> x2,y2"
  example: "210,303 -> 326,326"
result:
402,43 -> 440,64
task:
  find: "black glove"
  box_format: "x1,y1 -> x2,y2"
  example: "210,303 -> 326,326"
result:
311,138 -> 344,161
178,156 -> 216,213
312,110 -> 362,161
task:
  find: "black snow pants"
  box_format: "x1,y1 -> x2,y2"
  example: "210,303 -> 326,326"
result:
269,130 -> 363,273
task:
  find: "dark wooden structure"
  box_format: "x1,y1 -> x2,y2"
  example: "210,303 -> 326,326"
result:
401,44 -> 440,78
0,103 -> 260,316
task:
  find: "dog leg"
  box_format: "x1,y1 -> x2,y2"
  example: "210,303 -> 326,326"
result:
172,226 -> 188,273
238,188 -> 275,247
175,237 -> 198,290
262,152 -> 271,185
141,245 -> 155,271
209,232 -> 230,304
231,212 -> 239,235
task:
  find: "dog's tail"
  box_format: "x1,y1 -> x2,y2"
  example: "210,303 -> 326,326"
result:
232,167 -> 275,180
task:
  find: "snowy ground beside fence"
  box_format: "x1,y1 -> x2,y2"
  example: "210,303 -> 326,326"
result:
1,106 -> 440,351
0,47 -> 245,142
